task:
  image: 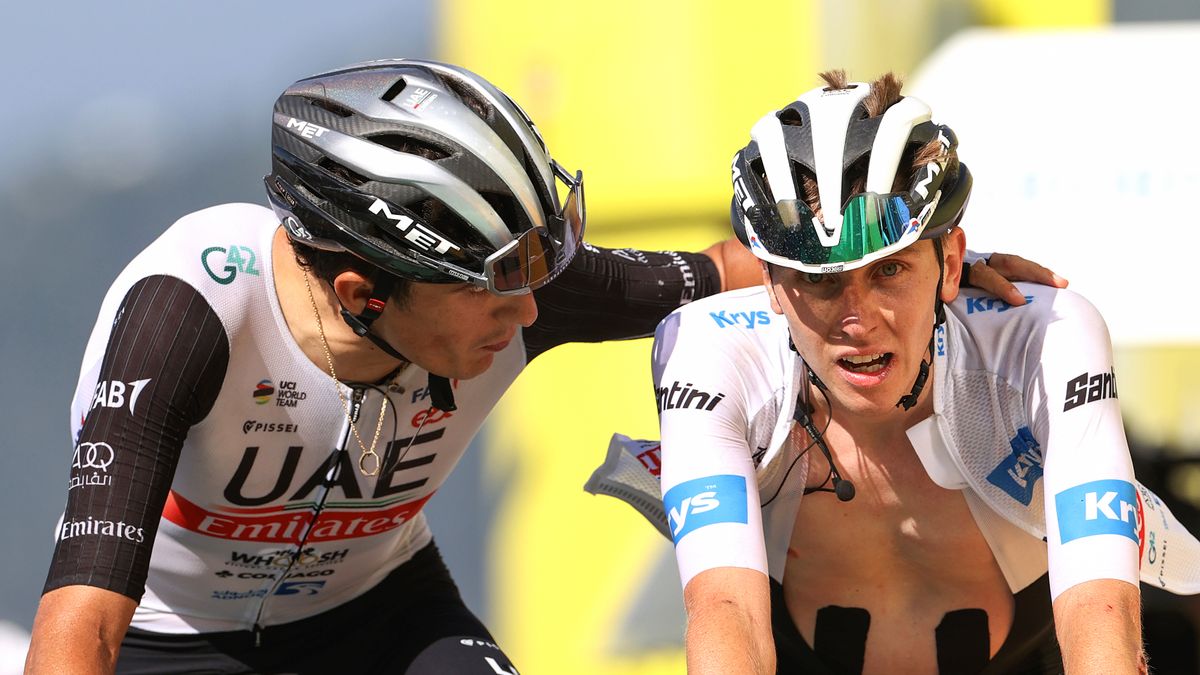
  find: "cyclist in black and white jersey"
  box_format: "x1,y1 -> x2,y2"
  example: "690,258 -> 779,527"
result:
24,61 -> 1055,674
592,71 -> 1200,674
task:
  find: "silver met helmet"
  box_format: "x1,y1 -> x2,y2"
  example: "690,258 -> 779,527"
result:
730,80 -> 971,274
265,59 -> 585,294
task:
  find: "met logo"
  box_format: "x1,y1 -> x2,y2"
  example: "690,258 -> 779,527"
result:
1055,479 -> 1140,545
664,475 -> 747,545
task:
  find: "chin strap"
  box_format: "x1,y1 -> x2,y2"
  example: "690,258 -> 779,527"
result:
338,274 -> 458,412
896,237 -> 947,411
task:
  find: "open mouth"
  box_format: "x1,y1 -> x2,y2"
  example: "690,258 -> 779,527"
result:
838,353 -> 892,374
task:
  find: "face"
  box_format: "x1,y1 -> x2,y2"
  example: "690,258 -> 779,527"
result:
765,231 -> 963,419
375,282 -> 538,380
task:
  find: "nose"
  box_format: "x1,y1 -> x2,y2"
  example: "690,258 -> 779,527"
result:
499,291 -> 539,328
833,279 -> 875,339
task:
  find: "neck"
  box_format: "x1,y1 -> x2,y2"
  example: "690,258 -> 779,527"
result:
272,228 -> 407,383
813,366 -> 936,453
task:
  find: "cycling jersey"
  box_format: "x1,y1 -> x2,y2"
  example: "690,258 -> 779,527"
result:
46,202 -> 720,634
588,284 -> 1200,600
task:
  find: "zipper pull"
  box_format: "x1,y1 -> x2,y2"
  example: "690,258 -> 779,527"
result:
254,623 -> 263,648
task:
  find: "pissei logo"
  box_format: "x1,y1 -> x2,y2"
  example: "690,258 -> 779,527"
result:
202,244 -> 261,285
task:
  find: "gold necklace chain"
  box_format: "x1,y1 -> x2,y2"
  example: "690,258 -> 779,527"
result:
303,271 -> 390,476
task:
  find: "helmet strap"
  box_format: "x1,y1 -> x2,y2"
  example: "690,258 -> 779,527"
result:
896,237 -> 946,410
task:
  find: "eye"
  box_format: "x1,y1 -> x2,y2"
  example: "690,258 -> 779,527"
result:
802,272 -> 827,284
879,262 -> 901,277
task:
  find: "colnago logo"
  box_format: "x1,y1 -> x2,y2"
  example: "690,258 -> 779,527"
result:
201,245 -> 261,285
214,568 -> 335,580
411,407 -> 453,428
710,310 -> 771,329
1055,479 -> 1140,545
965,295 -> 1034,315
91,378 -> 151,415
368,199 -> 461,255
664,474 -> 748,544
1063,368 -> 1118,412
656,381 -> 725,413
285,118 -> 328,139
985,427 -> 1043,506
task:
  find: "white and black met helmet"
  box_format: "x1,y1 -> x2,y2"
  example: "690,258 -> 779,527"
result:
730,79 -> 971,275
265,59 -> 584,295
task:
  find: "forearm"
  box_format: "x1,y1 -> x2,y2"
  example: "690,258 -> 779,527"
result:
683,568 -> 775,675
25,586 -> 136,675
685,603 -> 774,674
1053,579 -> 1145,674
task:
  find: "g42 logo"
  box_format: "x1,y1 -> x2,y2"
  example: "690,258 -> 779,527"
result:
202,245 -> 261,285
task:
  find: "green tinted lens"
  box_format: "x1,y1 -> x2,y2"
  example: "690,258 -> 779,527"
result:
756,194 -> 919,268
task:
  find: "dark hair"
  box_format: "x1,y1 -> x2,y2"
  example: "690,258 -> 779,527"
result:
289,242 -> 413,307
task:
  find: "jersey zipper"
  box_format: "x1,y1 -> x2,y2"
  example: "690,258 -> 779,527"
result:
249,385 -> 365,645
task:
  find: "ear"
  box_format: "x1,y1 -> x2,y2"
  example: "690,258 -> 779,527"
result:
332,270 -> 374,313
761,262 -> 785,315
939,227 -> 967,304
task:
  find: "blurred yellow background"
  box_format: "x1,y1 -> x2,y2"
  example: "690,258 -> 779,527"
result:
434,1 -> 1186,673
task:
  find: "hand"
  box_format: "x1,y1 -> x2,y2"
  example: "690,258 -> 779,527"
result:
968,253 -> 1069,307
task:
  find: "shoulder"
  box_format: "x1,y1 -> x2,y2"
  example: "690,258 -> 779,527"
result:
949,284 -> 1110,355
653,287 -> 782,368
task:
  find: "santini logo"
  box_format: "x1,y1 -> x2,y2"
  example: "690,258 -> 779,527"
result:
1055,479 -> 1140,545
1063,368 -> 1118,412
656,381 -> 725,413
663,475 -> 748,544
710,310 -> 771,329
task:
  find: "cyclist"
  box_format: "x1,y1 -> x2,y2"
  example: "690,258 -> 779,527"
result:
592,71 -> 1200,674
25,61 -> 1055,674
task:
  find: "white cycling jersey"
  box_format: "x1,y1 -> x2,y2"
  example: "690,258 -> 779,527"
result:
589,284 -> 1200,600
48,203 -> 721,633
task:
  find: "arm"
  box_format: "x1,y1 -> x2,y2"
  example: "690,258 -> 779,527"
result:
684,567 -> 775,675
1053,579 -> 1146,674
702,236 -> 1069,303
28,275 -> 229,672
26,587 -> 137,674
1032,290 -> 1144,672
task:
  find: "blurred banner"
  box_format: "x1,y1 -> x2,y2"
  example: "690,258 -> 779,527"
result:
909,23 -> 1200,452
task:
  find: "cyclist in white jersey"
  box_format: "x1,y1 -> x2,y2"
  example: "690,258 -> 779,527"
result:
590,71 -> 1200,674
24,61 -> 1055,674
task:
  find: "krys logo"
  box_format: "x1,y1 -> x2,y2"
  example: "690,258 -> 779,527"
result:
202,244 -> 261,285
710,310 -> 771,329
252,379 -> 307,408
986,427 -> 1043,506
1055,479 -> 1140,545
965,295 -> 1034,315
664,474 -> 748,544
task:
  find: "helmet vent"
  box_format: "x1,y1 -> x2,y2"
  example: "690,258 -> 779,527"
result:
369,134 -> 451,161
778,107 -> 805,127
305,97 -> 354,118
382,77 -> 408,103
317,157 -> 370,186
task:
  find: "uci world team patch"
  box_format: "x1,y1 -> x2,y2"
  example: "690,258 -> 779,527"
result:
664,475 -> 747,545
1055,479 -> 1139,545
